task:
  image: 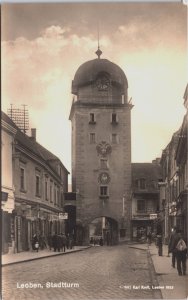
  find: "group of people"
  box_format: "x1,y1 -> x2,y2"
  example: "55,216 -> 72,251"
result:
32,233 -> 74,253
168,227 -> 187,276
90,236 -> 104,246
139,226 -> 187,276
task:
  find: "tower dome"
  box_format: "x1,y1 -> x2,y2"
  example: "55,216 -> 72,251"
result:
72,58 -> 128,101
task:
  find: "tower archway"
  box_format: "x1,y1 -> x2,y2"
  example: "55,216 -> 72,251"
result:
89,216 -> 118,246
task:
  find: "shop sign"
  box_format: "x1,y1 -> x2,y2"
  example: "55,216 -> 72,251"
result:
51,214 -> 59,221
29,217 -> 36,221
132,215 -> 150,220
149,214 -> 157,220
59,213 -> 68,220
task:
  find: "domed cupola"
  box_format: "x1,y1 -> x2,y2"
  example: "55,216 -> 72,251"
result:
72,50 -> 128,104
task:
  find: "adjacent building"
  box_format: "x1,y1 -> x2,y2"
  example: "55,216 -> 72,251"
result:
1,112 -> 69,253
1,115 -> 17,253
159,130 -> 180,242
159,84 -> 188,244
131,160 -> 162,240
175,84 -> 188,243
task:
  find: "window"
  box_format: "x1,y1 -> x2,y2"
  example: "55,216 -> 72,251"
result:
57,187 -> 60,206
112,113 -> 118,124
36,175 -> 40,197
90,133 -> 95,144
89,113 -> 95,124
112,133 -> 118,144
139,178 -> 146,189
137,200 -> 146,213
54,184 -> 57,205
122,94 -> 125,104
100,186 -> 108,197
100,159 -> 108,169
50,181 -> 53,203
20,168 -> 25,190
61,192 -> 64,208
45,180 -> 48,200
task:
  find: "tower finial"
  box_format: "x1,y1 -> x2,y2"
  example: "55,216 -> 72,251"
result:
95,22 -> 102,59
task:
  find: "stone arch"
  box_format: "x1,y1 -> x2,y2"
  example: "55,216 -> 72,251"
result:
87,215 -> 119,246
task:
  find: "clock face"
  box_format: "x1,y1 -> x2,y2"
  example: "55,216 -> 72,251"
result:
96,76 -> 110,91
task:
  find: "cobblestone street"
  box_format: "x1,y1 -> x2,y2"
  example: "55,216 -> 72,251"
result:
2,244 -> 162,300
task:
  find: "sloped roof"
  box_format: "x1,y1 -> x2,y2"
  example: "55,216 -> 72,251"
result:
1,111 -> 69,174
132,163 -> 162,180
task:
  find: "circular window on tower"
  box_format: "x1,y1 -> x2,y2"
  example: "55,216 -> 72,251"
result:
98,172 -> 110,184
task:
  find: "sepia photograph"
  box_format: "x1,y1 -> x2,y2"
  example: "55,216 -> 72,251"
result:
1,1 -> 188,299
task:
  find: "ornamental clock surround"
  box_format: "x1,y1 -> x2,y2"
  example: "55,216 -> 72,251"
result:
96,76 -> 110,91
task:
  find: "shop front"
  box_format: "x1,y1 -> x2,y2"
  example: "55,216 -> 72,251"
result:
13,203 -> 65,252
131,217 -> 154,241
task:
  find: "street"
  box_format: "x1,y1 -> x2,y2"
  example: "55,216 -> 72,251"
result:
2,244 -> 162,300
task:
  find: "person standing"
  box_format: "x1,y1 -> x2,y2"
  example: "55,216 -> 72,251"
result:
66,234 -> 70,250
168,226 -> 178,268
69,234 -> 74,249
32,234 -> 39,252
48,234 -> 53,250
52,232 -> 58,252
99,237 -> 104,246
172,230 -> 187,276
157,234 -> 163,256
147,231 -> 152,245
61,233 -> 67,252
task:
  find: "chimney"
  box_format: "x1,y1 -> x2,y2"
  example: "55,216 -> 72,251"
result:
31,128 -> 36,141
152,158 -> 160,165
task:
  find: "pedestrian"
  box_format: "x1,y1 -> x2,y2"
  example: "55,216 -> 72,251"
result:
39,235 -> 47,250
90,237 -> 94,245
168,226 -> 178,268
99,237 -> 103,246
156,234 -> 163,256
172,230 -> 187,276
56,234 -> 62,252
32,234 -> 39,252
147,231 -> 152,245
48,234 -> 53,250
52,232 -> 58,252
69,235 -> 74,249
66,234 -> 70,250
61,233 -> 67,252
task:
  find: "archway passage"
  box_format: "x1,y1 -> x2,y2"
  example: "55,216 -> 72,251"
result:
89,216 -> 118,246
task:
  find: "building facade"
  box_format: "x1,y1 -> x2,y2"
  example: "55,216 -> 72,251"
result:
159,131 -> 180,242
1,116 -> 17,253
69,51 -> 133,245
175,84 -> 188,243
159,84 -> 188,244
1,112 -> 69,253
131,161 -> 162,240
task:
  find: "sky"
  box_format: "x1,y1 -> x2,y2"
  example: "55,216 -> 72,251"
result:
1,2 -> 187,181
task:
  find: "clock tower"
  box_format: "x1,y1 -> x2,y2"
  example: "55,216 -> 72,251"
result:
69,48 -> 133,245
